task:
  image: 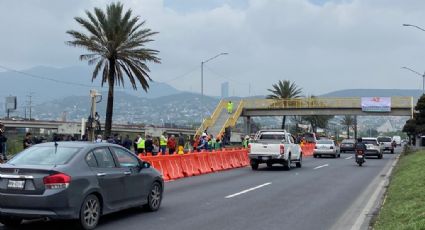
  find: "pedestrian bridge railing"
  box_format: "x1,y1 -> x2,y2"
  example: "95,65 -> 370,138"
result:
243,96 -> 413,109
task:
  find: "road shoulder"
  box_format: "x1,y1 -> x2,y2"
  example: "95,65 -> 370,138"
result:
330,154 -> 400,230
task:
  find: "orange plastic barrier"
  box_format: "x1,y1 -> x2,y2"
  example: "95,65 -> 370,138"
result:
180,153 -> 200,177
164,155 -> 185,180
139,155 -> 171,181
195,152 -> 213,174
301,143 -> 315,157
139,149 -> 250,181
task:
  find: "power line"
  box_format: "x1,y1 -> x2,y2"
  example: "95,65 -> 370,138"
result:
203,65 -> 249,86
0,64 -> 99,88
157,65 -> 200,83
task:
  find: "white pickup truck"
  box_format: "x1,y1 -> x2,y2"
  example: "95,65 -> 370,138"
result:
248,130 -> 302,170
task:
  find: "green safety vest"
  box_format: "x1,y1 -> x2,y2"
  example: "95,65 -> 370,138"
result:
137,138 -> 145,149
227,103 -> 233,110
214,140 -> 221,149
243,139 -> 249,148
160,136 -> 167,146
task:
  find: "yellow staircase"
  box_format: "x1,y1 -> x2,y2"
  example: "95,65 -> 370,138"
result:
195,100 -> 245,137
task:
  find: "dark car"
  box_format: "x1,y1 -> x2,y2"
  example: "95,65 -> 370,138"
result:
339,139 -> 355,153
0,142 -> 163,229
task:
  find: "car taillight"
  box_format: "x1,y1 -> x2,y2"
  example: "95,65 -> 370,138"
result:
43,173 -> 71,189
280,145 -> 285,154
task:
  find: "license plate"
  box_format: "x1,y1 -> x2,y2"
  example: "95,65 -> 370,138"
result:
357,155 -> 363,158
8,180 -> 25,190
260,156 -> 269,160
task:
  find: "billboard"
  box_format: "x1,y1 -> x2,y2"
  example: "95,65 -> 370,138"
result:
5,96 -> 17,111
361,97 -> 391,112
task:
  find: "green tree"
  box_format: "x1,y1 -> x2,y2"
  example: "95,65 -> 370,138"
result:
267,80 -> 302,129
67,2 -> 160,137
341,115 -> 355,139
402,119 -> 417,145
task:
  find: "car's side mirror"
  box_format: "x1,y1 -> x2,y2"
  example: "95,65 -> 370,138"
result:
141,162 -> 151,169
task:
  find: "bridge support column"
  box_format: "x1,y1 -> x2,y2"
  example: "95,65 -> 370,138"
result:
245,116 -> 251,135
354,115 -> 358,139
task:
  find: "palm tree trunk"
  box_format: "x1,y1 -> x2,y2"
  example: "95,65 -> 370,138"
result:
281,116 -> 286,129
104,60 -> 115,138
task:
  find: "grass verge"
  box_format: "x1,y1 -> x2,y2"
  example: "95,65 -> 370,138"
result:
373,150 -> 425,230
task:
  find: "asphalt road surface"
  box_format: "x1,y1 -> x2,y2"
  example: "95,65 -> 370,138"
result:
1,147 -> 401,230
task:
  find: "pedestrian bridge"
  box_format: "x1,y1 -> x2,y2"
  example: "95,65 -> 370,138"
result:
196,96 -> 414,137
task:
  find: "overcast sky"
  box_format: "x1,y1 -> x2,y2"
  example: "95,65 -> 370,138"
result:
1,0 -> 425,97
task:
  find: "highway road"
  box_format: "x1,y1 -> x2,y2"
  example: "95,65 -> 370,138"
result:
1,147 -> 401,230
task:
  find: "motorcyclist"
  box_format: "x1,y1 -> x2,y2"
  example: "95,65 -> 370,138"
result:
354,137 -> 367,161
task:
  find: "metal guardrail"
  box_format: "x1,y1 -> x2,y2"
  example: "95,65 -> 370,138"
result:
243,97 -> 413,109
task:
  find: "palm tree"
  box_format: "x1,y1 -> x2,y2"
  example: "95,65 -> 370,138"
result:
341,115 -> 354,139
267,80 -> 302,129
67,2 -> 160,137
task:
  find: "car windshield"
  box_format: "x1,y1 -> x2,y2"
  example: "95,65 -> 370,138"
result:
8,146 -> 80,166
260,134 -> 285,140
363,140 -> 377,145
377,137 -> 392,142
317,140 -> 333,145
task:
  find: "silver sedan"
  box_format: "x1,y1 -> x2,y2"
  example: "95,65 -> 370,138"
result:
313,139 -> 340,158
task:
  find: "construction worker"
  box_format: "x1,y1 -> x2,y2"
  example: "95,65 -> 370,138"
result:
227,101 -> 234,114
136,134 -> 145,155
160,133 -> 167,155
243,135 -> 249,148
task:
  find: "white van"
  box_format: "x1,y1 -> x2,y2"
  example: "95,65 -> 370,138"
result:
392,136 -> 401,146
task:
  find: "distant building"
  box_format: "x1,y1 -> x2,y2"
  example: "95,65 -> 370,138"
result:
221,82 -> 229,98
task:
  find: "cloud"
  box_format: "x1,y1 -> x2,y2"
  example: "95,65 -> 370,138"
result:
1,0 -> 425,97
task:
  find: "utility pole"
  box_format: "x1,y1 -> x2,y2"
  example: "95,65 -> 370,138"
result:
26,92 -> 34,120
88,89 -> 102,141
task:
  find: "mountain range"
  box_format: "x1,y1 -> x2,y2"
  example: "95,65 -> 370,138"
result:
0,66 -> 422,124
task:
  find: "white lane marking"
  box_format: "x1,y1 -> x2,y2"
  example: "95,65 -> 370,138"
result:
345,156 -> 353,160
313,164 -> 329,170
225,182 -> 272,199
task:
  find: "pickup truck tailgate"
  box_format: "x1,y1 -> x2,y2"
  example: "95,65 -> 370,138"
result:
249,143 -> 281,156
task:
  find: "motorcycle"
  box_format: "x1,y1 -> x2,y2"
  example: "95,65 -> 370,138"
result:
355,150 -> 365,166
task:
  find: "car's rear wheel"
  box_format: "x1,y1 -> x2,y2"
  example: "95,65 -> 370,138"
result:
378,154 -> 383,159
251,162 -> 259,170
145,182 -> 162,212
296,155 -> 302,168
284,157 -> 291,171
0,217 -> 22,228
77,194 -> 100,230
391,149 -> 394,154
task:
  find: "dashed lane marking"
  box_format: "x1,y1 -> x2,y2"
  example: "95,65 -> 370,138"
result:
313,164 -> 329,170
225,182 -> 272,199
345,156 -> 353,160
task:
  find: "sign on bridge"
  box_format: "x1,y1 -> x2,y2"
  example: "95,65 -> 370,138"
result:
361,97 -> 391,112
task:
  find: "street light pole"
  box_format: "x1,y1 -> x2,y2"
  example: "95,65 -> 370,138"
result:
402,23 -> 425,95
201,52 -> 228,98
401,67 -> 425,95
403,23 -> 425,32
199,52 -> 228,122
